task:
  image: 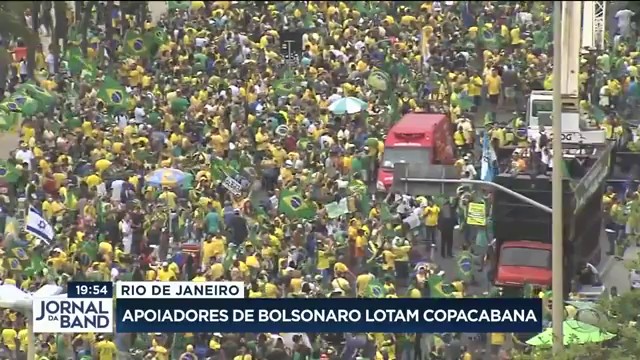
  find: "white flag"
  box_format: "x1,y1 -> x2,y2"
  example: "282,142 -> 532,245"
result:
25,206 -> 54,245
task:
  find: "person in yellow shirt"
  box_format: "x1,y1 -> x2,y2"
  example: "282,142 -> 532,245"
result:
254,127 -> 270,162
1,324 -> 18,352
423,199 -> 440,245
485,68 -> 502,110
157,262 -> 177,281
381,242 -> 396,273
94,335 -> 117,360
356,269 -> 374,297
158,187 -> 178,209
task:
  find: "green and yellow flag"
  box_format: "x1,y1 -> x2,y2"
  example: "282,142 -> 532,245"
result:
124,30 -> 150,57
365,278 -> 386,298
0,159 -> 21,183
278,189 -> 317,220
17,81 -> 56,108
273,71 -> 298,97
1,94 -> 39,116
147,28 -> 169,47
65,46 -> 97,79
210,157 -> 235,181
428,273 -> 453,298
456,251 -> 473,281
98,76 -> 128,111
23,252 -> 46,277
77,240 -> 99,267
5,243 -> 29,271
0,111 -> 21,133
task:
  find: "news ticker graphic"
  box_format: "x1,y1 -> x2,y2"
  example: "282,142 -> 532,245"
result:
34,282 -> 547,333
115,298 -> 544,333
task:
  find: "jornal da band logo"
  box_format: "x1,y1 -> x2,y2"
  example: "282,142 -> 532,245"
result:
33,298 -> 114,333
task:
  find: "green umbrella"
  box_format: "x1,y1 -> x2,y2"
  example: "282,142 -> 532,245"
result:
526,320 -> 615,346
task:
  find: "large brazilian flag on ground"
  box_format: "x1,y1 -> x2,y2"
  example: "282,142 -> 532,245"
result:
278,189 -> 317,220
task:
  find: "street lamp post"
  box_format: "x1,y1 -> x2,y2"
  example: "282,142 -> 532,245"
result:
551,1 -> 565,355
392,177 -> 553,213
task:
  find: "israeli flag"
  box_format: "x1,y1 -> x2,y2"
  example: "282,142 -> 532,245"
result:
25,206 -> 54,245
481,132 -> 497,182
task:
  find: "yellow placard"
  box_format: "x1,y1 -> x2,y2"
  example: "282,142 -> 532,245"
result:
466,202 -> 486,226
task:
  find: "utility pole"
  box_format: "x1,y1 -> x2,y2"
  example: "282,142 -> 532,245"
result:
551,1 -> 565,355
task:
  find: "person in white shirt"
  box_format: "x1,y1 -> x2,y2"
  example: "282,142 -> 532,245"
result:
19,59 -> 28,82
111,179 -> 125,202
133,105 -> 146,123
120,213 -> 133,253
45,52 -> 55,73
15,142 -> 34,170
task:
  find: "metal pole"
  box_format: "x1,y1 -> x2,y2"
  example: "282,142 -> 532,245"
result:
395,178 -> 552,214
551,1 -> 565,354
27,315 -> 35,360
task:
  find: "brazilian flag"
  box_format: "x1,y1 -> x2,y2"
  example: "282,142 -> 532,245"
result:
148,28 -> 169,46
4,243 -> 29,271
428,273 -> 453,298
65,46 -> 97,80
77,240 -> 99,267
364,278 -> 386,298
98,76 -> 128,111
278,189 -> 317,220
0,159 -> 21,183
456,251 -> 473,282
479,25 -> 500,51
17,81 -> 56,108
1,94 -> 39,116
124,30 -> 150,57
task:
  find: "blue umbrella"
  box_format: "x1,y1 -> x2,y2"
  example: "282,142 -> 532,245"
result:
145,168 -> 187,187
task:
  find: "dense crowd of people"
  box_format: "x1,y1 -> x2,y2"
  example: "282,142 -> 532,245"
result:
0,1 -> 639,360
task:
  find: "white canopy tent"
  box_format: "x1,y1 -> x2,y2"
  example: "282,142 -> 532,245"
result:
0,284 -> 65,360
